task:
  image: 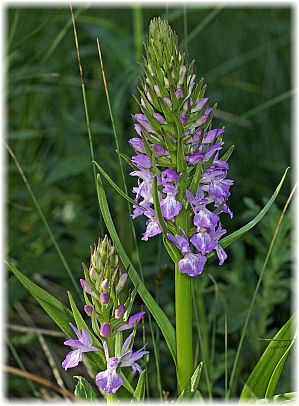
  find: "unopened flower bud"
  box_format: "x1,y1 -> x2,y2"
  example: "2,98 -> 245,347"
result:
116,273 -> 128,293
100,292 -> 109,305
178,65 -> 186,85
153,112 -> 165,124
146,92 -> 153,104
101,279 -> 109,292
89,267 -> 98,281
154,85 -> 161,97
80,279 -> 92,294
180,114 -> 188,125
115,304 -> 125,319
175,88 -> 183,99
100,323 -> 111,338
163,97 -> 172,108
84,305 -> 93,316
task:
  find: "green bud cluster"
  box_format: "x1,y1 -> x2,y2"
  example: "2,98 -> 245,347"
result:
81,235 -> 134,340
136,17 -> 214,174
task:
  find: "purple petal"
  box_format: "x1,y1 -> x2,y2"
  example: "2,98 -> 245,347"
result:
216,245 -> 227,265
141,219 -> 162,241
203,128 -> 225,144
160,168 -> 179,185
134,123 -> 142,136
175,88 -> 183,98
79,279 -> 92,294
121,333 -> 134,355
84,305 -> 93,316
191,97 -> 209,113
153,112 -> 165,124
190,230 -> 216,255
69,323 -> 81,339
186,152 -> 203,165
134,114 -> 153,133
195,108 -> 213,126
180,114 -> 188,125
129,138 -> 145,153
178,253 -> 207,277
96,369 -> 124,394
81,328 -> 92,347
62,349 -> 82,370
193,209 -> 219,229
153,144 -> 168,157
132,154 -> 152,169
100,323 -> 111,338
160,195 -> 182,220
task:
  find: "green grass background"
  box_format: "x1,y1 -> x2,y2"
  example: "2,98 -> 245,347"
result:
7,5 -> 292,399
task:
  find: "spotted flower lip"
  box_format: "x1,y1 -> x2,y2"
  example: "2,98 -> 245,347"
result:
62,323 -> 98,370
96,335 -> 148,394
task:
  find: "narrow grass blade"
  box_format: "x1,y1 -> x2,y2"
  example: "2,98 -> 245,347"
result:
242,89 -> 294,119
132,370 -> 146,401
43,6 -> 86,64
227,183 -> 296,398
70,5 -> 103,234
5,142 -> 82,298
7,339 -> 37,394
93,160 -> 137,206
185,6 -> 224,46
239,315 -> 295,400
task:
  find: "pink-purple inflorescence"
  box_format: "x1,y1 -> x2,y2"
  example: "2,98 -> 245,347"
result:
129,18 -> 234,277
62,236 -> 147,394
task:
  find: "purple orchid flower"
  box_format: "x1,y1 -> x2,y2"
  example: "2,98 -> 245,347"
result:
202,128 -> 224,144
62,323 -> 98,370
133,113 -> 154,133
167,230 -> 207,277
117,311 -> 145,332
186,188 -> 219,229
160,168 -> 180,185
129,137 -> 145,153
96,335 -> 148,394
191,97 -> 209,113
160,186 -> 182,220
141,208 -> 162,241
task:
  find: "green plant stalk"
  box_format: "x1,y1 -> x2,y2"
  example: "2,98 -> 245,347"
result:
175,210 -> 193,396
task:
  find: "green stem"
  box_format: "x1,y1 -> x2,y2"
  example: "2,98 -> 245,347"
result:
175,267 -> 193,395
175,209 -> 193,396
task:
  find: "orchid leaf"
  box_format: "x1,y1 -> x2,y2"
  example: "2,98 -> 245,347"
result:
220,144 -> 234,161
74,376 -> 97,400
6,261 -> 74,337
178,361 -> 203,399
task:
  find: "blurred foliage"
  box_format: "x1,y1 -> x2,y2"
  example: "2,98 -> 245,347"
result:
7,5 -> 292,400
